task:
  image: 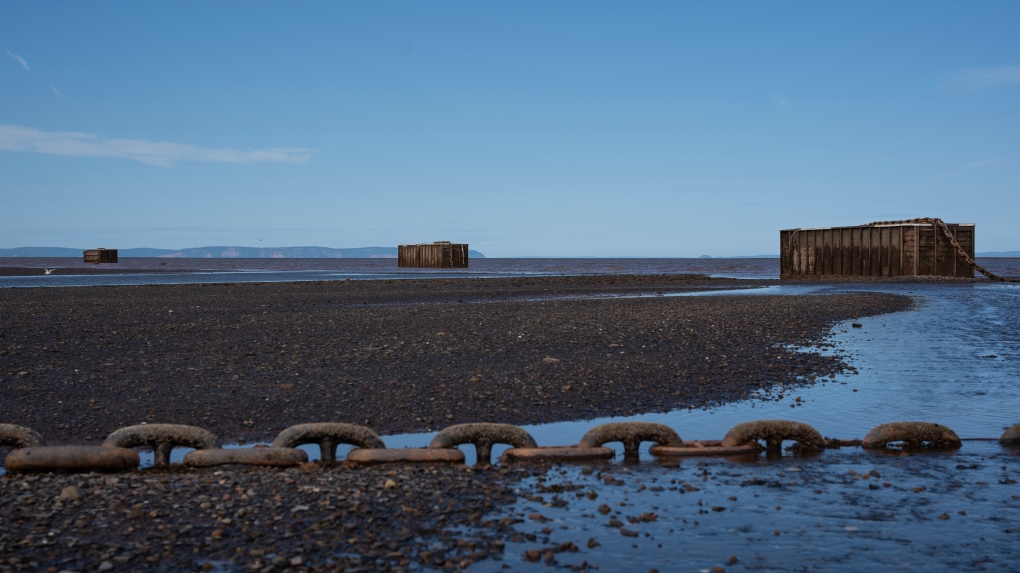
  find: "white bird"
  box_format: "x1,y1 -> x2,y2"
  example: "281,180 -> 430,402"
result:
258,237 -> 264,242
43,268 -> 54,275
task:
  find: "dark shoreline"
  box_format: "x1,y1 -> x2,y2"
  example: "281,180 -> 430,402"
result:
0,275 -> 910,447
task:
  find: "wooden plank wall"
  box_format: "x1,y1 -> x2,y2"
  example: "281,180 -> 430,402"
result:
83,249 -> 118,264
398,244 -> 443,268
902,226 -> 917,276
952,225 -> 976,277
398,243 -> 469,268
779,231 -> 792,277
780,224 -> 973,279
936,225 -> 954,277
917,226 -> 936,276
450,244 -> 469,268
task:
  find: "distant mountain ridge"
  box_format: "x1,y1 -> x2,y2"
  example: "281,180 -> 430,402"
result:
2,246 -> 1016,259
976,251 -> 1020,257
0,246 -> 486,259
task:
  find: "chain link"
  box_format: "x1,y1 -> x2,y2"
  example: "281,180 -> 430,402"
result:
866,217 -> 1020,282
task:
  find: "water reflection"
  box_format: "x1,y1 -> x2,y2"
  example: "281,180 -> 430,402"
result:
472,441 -> 1020,572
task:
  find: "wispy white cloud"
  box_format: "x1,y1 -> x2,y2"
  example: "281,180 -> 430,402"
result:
960,158 -> 1002,170
50,84 -> 64,98
0,124 -> 316,167
936,158 -> 1003,180
5,50 -> 30,71
949,65 -> 1020,91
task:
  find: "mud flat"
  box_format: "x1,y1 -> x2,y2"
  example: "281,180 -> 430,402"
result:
0,276 -> 909,447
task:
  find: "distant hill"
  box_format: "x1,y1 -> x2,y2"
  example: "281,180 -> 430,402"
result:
0,246 -> 486,259
977,251 -> 1020,257
730,253 -> 1020,259
0,247 -> 85,257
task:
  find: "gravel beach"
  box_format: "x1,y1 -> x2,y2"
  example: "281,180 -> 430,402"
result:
0,276 -> 910,446
0,462 -> 538,572
0,276 -> 923,572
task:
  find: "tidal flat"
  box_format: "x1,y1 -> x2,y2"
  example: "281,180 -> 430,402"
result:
14,276 -> 1018,572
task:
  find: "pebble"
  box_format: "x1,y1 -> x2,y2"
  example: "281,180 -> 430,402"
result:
0,464 -> 538,571
59,485 -> 80,500
0,278 -> 908,446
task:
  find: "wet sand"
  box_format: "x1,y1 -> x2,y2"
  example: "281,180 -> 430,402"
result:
0,276 -> 908,446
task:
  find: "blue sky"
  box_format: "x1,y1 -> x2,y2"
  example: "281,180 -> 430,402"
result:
2,2 -> 1018,256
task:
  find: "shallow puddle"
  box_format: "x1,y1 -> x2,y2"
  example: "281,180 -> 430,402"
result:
473,441 -> 1020,572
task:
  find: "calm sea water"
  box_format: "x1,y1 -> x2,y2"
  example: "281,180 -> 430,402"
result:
0,257 -> 778,287
1,256 -> 1018,287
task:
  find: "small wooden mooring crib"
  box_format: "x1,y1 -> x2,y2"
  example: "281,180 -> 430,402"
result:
397,242 -> 469,268
780,221 -> 974,279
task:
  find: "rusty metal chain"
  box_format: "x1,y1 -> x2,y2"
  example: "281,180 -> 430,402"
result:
4,420 -> 1020,473
866,217 -> 1020,282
